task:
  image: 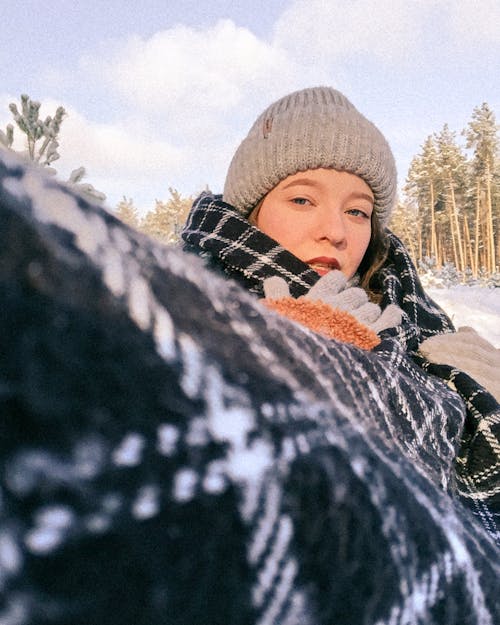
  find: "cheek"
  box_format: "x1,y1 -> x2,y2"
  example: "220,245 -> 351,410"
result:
256,205 -> 301,246
360,238 -> 371,263
347,225 -> 371,263
256,210 -> 278,238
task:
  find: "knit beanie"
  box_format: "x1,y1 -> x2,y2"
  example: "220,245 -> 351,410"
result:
223,87 -> 397,227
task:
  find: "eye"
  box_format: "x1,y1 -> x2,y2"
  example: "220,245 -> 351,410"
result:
346,207 -> 371,219
291,197 -> 312,206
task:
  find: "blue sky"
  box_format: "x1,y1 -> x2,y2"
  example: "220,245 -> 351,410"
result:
2,0 -> 499,213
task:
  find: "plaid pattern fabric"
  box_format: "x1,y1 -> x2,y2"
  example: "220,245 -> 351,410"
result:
1,156 -> 499,624
183,193 -> 500,536
182,192 -> 320,297
377,233 -> 455,347
182,193 -> 454,332
377,235 -> 500,531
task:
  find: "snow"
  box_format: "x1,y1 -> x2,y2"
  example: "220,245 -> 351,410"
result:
426,286 -> 500,347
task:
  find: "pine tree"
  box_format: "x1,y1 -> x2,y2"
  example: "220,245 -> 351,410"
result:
388,201 -> 420,261
403,136 -> 443,266
464,103 -> 499,273
1,94 -> 106,204
141,188 -> 192,244
403,156 -> 422,260
401,103 -> 499,279
0,94 -> 65,168
434,124 -> 468,272
115,196 -> 140,229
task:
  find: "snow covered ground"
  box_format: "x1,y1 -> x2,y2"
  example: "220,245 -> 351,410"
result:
426,286 -> 500,347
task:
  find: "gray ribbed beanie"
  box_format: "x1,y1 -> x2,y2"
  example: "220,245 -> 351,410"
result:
223,87 -> 397,227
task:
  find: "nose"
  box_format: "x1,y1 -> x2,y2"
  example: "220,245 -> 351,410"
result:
316,207 -> 347,247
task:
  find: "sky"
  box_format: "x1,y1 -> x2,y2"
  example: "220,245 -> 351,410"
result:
2,0 -> 499,214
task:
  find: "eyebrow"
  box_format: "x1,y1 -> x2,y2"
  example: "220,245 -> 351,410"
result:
281,178 -> 374,204
349,192 -> 374,205
282,177 -> 321,190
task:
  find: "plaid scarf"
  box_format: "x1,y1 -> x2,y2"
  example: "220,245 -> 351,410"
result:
182,193 -> 454,344
183,193 -> 500,534
182,192 -> 320,297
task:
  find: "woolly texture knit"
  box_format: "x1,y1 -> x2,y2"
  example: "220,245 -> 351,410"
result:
223,87 -> 397,226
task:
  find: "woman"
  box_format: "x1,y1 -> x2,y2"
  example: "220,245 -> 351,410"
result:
183,87 -> 395,303
182,85 -> 499,527
183,87 -> 409,347
182,87 -> 496,354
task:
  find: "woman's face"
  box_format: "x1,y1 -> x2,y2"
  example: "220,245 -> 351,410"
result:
255,168 -> 374,279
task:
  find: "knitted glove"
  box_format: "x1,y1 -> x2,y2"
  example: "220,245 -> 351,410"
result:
419,327 -> 500,402
264,272 -> 402,335
261,273 -> 402,350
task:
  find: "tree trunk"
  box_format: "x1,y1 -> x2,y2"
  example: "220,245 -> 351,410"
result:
485,164 -> 496,273
463,214 -> 475,277
438,235 -> 444,266
417,224 -> 422,264
446,200 -> 459,270
448,175 -> 465,272
474,179 -> 480,277
430,181 -> 438,263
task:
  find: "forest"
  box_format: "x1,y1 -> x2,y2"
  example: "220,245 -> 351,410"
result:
392,103 -> 499,283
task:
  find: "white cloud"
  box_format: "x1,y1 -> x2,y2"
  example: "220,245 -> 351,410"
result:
69,17 -> 336,205
87,20 -> 298,122
55,106 -> 198,210
273,0 -> 426,64
271,0 -> 500,66
58,106 -> 182,176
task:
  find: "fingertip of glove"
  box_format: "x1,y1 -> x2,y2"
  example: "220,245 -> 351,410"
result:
263,276 -> 290,299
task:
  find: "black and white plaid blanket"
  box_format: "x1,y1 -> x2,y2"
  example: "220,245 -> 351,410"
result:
1,152 -> 499,624
183,193 -> 500,535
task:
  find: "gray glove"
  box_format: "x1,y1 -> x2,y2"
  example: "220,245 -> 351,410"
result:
419,327 -> 500,402
263,271 -> 402,335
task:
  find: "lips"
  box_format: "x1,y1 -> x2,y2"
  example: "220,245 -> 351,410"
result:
305,256 -> 340,276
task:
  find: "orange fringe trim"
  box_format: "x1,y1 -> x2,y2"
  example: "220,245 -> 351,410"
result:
262,297 -> 380,350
